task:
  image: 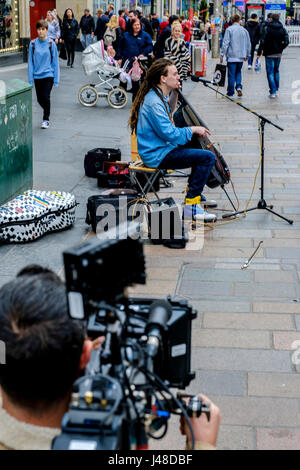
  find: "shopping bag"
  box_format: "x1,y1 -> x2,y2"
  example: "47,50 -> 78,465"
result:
59,43 -> 67,60
213,63 -> 226,87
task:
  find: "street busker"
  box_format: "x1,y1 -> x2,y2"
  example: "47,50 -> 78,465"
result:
220,14 -> 251,98
244,13 -> 261,69
257,13 -> 289,99
129,58 -> 218,223
28,19 -> 60,130
60,8 -> 79,67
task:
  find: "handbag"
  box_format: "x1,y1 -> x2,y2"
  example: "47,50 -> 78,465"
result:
213,63 -> 226,87
59,43 -> 67,60
84,148 -> 121,178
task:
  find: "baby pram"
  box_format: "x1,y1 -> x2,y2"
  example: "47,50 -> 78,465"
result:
78,40 -> 129,109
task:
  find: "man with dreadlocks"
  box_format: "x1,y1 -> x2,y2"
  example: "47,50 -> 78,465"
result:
130,58 -> 217,222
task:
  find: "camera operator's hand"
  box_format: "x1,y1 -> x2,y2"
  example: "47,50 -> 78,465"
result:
180,394 -> 221,450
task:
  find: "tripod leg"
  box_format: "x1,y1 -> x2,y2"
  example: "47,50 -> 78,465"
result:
266,207 -> 293,225
221,184 -> 237,212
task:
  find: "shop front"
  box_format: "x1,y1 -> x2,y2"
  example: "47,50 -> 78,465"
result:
0,0 -> 22,63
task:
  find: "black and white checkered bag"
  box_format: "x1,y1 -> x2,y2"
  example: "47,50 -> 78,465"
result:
0,190 -> 77,243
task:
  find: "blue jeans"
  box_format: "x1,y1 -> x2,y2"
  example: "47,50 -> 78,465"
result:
227,61 -> 243,96
158,145 -> 216,199
265,56 -> 281,95
80,33 -> 92,50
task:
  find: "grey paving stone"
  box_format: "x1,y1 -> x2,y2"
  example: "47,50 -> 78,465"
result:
234,282 -> 296,299
182,268 -> 251,282
208,395 -> 300,427
179,280 -> 233,297
191,300 -> 251,313
186,370 -> 246,396
192,348 -> 293,372
217,425 -> 255,450
295,315 -> 300,331
203,313 -> 294,331
248,372 -> 300,398
192,328 -> 271,349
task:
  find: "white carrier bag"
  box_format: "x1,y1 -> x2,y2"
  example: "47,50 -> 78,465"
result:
0,190 -> 77,243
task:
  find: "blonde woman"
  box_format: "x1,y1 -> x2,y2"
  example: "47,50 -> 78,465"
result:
103,14 -> 122,50
164,22 -> 190,82
46,10 -> 60,45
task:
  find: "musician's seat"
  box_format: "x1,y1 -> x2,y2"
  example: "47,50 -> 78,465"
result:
129,159 -> 163,201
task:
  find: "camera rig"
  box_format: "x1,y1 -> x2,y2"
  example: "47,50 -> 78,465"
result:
52,224 -> 210,450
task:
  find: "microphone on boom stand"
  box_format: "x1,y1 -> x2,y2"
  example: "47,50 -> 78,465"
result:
191,75 -> 218,85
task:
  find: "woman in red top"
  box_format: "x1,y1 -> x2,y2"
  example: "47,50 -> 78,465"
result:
181,19 -> 192,43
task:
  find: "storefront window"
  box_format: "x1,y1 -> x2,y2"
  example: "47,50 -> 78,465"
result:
0,0 -> 19,54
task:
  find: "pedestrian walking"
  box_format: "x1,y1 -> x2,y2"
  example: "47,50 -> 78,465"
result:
116,17 -> 153,101
103,14 -> 122,50
95,10 -> 109,41
60,8 -> 79,68
118,9 -> 126,34
244,13 -> 261,69
257,13 -> 289,99
52,8 -> 62,31
220,14 -> 251,97
164,22 -> 190,83
181,18 -> 192,43
136,6 -> 153,38
46,10 -> 60,46
79,9 -> 94,50
28,19 -> 59,129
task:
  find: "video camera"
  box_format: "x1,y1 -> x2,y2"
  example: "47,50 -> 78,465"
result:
52,224 -> 209,450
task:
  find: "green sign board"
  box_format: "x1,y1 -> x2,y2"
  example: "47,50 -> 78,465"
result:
0,79 -> 33,205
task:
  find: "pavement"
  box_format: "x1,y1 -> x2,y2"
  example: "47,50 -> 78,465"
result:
1,46 -> 300,450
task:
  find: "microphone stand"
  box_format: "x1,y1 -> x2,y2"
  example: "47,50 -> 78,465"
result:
197,81 -> 293,225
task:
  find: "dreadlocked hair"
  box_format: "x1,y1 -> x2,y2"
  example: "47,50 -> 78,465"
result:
129,58 -> 174,134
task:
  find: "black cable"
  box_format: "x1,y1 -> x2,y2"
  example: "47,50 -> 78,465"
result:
148,419 -> 168,440
144,369 -> 195,450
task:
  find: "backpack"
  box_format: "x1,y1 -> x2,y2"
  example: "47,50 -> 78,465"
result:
128,58 -> 143,82
31,38 -> 53,64
104,27 -> 116,47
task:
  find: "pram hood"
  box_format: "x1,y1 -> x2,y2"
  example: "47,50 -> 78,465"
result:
82,40 -> 119,76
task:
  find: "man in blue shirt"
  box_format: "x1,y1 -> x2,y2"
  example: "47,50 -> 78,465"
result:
28,20 -> 60,129
129,58 -> 217,223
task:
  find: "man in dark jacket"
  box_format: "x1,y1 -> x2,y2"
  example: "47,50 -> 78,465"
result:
95,9 -> 109,40
136,6 -> 153,38
257,13 -> 289,98
153,14 -> 179,59
79,9 -> 94,49
245,13 -> 261,69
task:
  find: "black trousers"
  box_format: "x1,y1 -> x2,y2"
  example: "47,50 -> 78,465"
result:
120,79 -> 140,102
65,38 -> 76,65
34,77 -> 54,121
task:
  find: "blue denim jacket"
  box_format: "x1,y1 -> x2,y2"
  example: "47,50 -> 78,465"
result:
137,89 -> 192,168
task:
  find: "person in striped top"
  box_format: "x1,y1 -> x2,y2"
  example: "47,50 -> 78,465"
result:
164,22 -> 190,83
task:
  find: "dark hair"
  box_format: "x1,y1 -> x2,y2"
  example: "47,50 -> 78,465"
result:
250,13 -> 257,19
231,14 -> 240,23
118,9 -> 124,15
271,13 -> 280,22
129,9 -> 137,15
63,8 -> 75,20
129,58 -> 174,134
267,13 -> 272,19
17,264 -> 62,284
169,15 -> 179,26
36,19 -> 48,30
0,275 -> 85,413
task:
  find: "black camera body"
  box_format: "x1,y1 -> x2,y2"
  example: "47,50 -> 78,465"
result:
53,224 -> 197,450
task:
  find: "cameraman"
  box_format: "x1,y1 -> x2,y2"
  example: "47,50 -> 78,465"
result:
0,267 -> 220,450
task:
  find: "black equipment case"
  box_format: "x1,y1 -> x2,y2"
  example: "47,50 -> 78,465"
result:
85,190 -> 142,234
84,148 -> 121,178
0,190 -> 76,243
147,197 -> 187,249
